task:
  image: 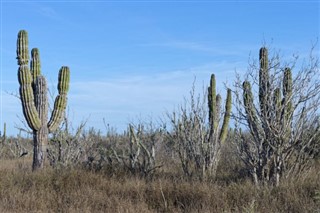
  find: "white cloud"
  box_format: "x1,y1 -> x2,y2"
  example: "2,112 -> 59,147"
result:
38,7 -> 61,21
67,61 -> 243,132
1,60 -> 244,135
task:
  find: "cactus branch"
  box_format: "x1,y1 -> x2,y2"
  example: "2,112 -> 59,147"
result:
219,88 -> 231,143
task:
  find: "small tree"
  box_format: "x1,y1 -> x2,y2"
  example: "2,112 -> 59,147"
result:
167,75 -> 231,180
233,46 -> 320,186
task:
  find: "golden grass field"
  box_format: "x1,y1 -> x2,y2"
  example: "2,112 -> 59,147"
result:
0,156 -> 319,213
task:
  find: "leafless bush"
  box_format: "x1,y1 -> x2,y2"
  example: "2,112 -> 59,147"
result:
233,45 -> 320,186
47,118 -> 103,168
0,129 -> 31,159
166,79 -> 231,180
103,121 -> 164,177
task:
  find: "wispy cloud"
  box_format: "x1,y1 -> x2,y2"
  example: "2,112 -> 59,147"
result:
38,7 -> 62,21
67,61 -> 243,132
137,40 -> 252,57
141,41 -> 214,52
1,59 -> 245,135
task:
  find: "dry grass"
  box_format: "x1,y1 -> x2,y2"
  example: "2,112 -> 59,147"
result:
0,157 -> 319,212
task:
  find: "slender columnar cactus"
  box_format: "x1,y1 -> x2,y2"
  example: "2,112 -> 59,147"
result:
17,31 -> 41,131
282,68 -> 293,124
208,74 -> 218,132
219,89 -> 231,142
243,81 -> 263,142
206,74 -> 232,178
208,74 -> 231,144
259,47 -> 270,119
16,30 -> 70,170
208,74 -> 217,129
273,88 -> 282,123
48,67 -> 70,132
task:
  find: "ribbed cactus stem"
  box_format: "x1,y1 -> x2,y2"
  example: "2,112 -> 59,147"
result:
259,47 -> 269,118
243,81 -> 261,141
208,74 -> 217,131
283,68 -> 292,99
282,68 -> 293,132
273,88 -> 282,121
16,30 -> 29,65
243,81 -> 253,109
48,67 -> 70,132
33,76 -> 49,169
215,94 -> 222,130
30,48 -> 41,85
58,66 -> 70,94
35,76 -> 48,122
219,88 -> 231,143
18,65 -> 41,130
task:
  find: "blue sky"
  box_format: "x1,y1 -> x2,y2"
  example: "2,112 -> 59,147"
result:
1,0 -> 319,135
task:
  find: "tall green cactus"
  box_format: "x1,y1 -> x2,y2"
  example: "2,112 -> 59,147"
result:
16,30 -> 70,170
208,74 -> 231,144
207,74 -> 232,177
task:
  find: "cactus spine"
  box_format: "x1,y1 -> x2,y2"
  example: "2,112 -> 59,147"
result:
16,30 -> 70,170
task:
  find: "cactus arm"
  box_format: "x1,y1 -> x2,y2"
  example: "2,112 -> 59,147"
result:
219,88 -> 232,143
273,88 -> 282,124
18,65 -> 41,130
259,47 -> 270,118
215,94 -> 222,131
30,48 -> 41,86
243,81 -> 263,142
47,95 -> 68,132
47,67 -> 70,132
17,30 -> 41,131
282,68 -> 293,136
208,74 -> 217,130
282,68 -> 293,118
58,66 -> 70,94
16,30 -> 29,65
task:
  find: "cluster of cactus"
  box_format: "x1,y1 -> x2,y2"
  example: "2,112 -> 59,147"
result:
208,74 -> 232,143
16,30 -> 70,170
242,47 -> 293,183
204,74 -> 231,177
243,47 -> 293,138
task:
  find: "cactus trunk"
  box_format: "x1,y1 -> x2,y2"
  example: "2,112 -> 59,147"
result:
33,76 -> 49,169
